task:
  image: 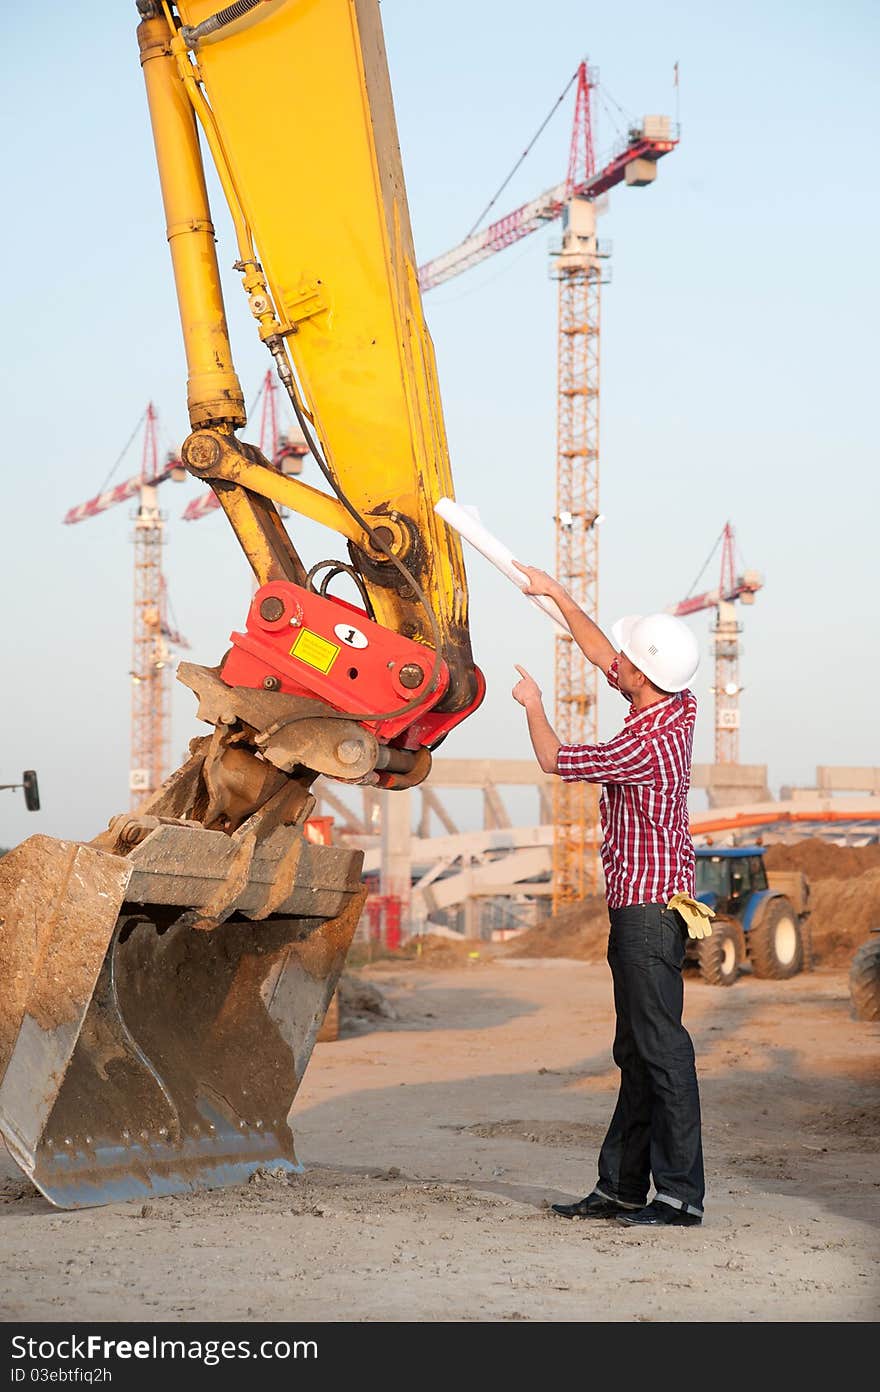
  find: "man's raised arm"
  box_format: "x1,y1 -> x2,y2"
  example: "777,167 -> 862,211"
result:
514,563 -> 617,673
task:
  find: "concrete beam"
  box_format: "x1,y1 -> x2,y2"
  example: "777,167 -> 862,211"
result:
469,884 -> 554,897
360,825 -> 554,875
691,763 -> 769,788
691,763 -> 771,808
416,845 -> 552,913
427,758 -> 552,788
816,767 -> 880,795
380,788 -> 411,904
418,788 -> 459,838
483,783 -> 512,829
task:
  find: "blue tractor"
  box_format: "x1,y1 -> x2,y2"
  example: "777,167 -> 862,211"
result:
691,846 -> 810,987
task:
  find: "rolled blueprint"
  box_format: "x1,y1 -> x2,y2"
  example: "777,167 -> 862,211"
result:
434,497 -> 571,639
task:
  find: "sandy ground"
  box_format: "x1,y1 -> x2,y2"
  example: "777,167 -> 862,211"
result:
1,956 -> 878,1323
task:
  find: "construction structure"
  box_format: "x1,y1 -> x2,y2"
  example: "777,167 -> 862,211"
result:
313,758 -> 880,946
64,404 -> 188,808
419,61 -> 678,906
671,522 -> 762,764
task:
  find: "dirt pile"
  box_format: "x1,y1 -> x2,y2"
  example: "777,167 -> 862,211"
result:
761,840 -> 880,966
497,840 -> 880,967
763,838 -> 880,881
803,867 -> 880,966
502,893 -> 609,962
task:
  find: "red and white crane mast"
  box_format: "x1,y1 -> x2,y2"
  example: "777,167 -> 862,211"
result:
64,404 -> 188,808
417,62 -> 678,906
671,522 -> 762,763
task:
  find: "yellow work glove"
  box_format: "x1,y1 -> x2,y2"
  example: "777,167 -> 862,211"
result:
667,892 -> 715,940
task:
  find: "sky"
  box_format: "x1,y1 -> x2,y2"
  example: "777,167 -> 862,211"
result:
1,0 -> 877,848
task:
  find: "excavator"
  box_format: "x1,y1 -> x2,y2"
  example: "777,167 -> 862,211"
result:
0,0 -> 484,1208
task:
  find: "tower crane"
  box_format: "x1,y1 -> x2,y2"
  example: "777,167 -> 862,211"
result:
418,62 -> 678,907
670,522 -> 762,763
418,63 -> 676,292
63,403 -> 189,809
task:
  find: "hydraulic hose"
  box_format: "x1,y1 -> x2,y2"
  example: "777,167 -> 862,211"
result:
181,0 -> 270,48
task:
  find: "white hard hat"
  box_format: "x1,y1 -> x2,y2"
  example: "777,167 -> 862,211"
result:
611,613 -> 699,693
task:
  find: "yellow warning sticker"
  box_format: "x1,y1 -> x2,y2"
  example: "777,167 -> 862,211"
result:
290,628 -> 340,675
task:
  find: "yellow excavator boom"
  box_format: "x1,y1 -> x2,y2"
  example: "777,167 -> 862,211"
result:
139,0 -> 478,705
0,0 -> 483,1208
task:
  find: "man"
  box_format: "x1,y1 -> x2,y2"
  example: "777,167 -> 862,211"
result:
511,562 -> 707,1228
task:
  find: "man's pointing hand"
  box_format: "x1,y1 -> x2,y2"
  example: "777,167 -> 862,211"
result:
512,665 -> 542,708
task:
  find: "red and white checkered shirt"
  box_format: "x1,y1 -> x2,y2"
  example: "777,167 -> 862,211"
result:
556,657 -> 696,909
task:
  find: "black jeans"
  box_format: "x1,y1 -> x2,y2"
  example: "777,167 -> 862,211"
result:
595,902 -> 705,1216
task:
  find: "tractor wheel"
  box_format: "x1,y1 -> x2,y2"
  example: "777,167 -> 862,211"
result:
849,937 -> 880,1022
696,919 -> 743,987
748,897 -> 804,979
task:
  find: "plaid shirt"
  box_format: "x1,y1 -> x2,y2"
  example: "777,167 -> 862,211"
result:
556,658 -> 696,908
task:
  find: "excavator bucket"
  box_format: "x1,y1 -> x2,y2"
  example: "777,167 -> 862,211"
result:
0,825 -> 365,1209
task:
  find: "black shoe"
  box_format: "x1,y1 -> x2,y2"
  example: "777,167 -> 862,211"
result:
551,1191 -> 640,1220
616,1199 -> 702,1228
